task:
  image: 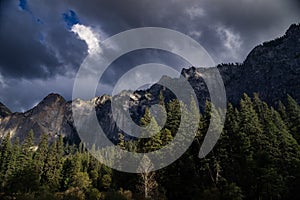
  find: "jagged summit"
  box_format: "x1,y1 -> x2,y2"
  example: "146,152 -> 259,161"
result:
244,23 -> 300,66
0,102 -> 11,118
181,66 -> 198,78
43,93 -> 65,102
285,23 -> 300,37
24,93 -> 66,117
1,24 -> 300,142
180,23 -> 300,106
39,93 -> 65,106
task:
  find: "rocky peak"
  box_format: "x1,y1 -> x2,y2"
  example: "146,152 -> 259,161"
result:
1,24 -> 300,143
0,102 -> 11,118
286,23 -> 300,37
0,93 -> 70,142
41,93 -> 66,105
24,93 -> 66,116
181,66 -> 198,78
94,95 -> 112,105
244,23 -> 300,67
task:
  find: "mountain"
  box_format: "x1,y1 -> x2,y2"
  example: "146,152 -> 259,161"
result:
0,23 -> 300,142
223,23 -> 300,105
0,102 -> 11,118
182,23 -> 300,107
0,93 -> 72,142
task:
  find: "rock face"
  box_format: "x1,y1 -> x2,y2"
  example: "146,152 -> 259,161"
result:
225,23 -> 300,105
181,24 -> 300,106
0,94 -> 70,142
0,102 -> 11,118
0,24 -> 300,143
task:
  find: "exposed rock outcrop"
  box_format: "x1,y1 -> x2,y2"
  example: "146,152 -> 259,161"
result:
0,24 -> 300,143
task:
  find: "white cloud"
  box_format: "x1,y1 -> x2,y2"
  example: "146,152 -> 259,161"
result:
189,30 -> 202,38
217,26 -> 242,50
186,7 -> 206,19
71,24 -> 101,54
0,73 -> 7,88
217,26 -> 243,59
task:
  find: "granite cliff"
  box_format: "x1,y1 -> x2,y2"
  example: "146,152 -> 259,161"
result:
1,24 -> 299,142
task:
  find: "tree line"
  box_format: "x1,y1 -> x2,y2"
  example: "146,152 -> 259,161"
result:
0,94 -> 300,199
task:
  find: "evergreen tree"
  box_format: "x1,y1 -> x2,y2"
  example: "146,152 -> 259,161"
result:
61,154 -> 81,190
284,95 -> 300,143
0,133 -> 11,190
140,107 -> 162,152
1,93 -> 300,199
237,94 -> 263,198
34,133 -> 49,181
160,128 -> 173,146
9,131 -> 39,193
41,137 -> 64,191
165,100 -> 181,136
19,129 -> 35,166
5,137 -> 20,191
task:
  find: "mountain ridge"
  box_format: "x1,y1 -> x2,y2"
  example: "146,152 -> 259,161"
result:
0,102 -> 11,118
0,23 -> 300,142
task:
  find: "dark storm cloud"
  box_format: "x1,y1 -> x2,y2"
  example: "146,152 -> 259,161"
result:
0,1 -> 58,78
69,0 -> 300,62
0,0 -> 299,111
99,49 -> 189,87
0,0 -> 87,79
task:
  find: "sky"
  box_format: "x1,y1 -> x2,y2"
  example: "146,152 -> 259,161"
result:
0,0 -> 300,112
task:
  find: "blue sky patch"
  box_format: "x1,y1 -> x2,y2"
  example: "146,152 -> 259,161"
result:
63,10 -> 80,29
19,0 -> 28,11
18,0 -> 43,25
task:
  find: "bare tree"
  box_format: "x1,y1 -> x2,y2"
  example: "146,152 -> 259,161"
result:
137,156 -> 158,199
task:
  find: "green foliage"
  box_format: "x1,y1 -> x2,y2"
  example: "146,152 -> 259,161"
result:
0,133 -> 11,189
0,94 -> 300,200
284,95 -> 300,143
221,182 -> 243,200
101,174 -> 112,190
20,129 -> 35,165
63,187 -> 86,200
41,139 -> 63,191
104,191 -> 127,200
71,172 -> 92,190
86,188 -> 102,200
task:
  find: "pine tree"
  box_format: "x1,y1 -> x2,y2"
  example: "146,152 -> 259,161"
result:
237,94 -> 263,198
165,100 -> 181,136
252,94 -> 278,153
61,156 -> 78,190
118,133 -> 125,149
239,94 -> 263,153
41,137 -> 64,191
10,130 -> 40,193
140,107 -> 162,152
284,95 -> 300,143
4,137 -> 20,192
252,95 -> 289,198
278,100 -> 287,122
0,133 -> 11,190
272,107 -> 300,199
34,133 -> 49,181
160,128 -> 173,146
144,127 -> 162,152
214,104 -> 237,184
19,129 -> 35,166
